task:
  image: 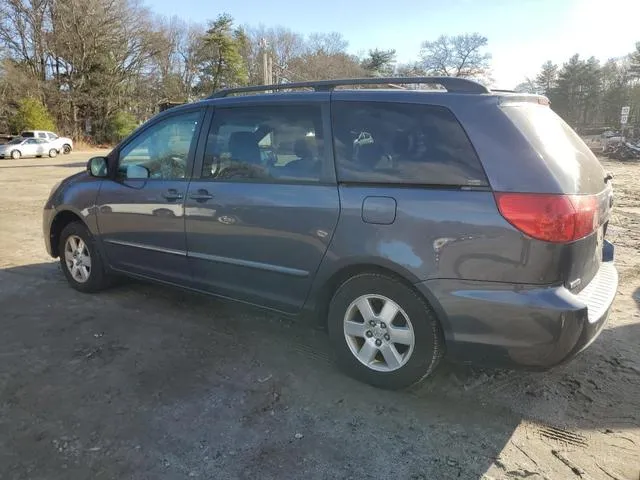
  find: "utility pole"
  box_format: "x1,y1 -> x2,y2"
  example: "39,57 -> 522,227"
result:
260,38 -> 273,85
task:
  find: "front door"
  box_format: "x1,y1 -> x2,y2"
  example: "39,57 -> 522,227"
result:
22,138 -> 45,156
185,100 -> 340,313
96,108 -> 204,284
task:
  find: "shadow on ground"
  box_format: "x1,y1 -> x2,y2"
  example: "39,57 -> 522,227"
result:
0,262 -> 638,479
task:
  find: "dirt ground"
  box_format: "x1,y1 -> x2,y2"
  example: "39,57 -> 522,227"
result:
0,152 -> 638,480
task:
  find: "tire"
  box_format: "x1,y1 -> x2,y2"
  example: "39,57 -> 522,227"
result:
63,144 -> 72,154
327,273 -> 443,390
49,149 -> 58,158
10,150 -> 20,159
58,221 -> 111,293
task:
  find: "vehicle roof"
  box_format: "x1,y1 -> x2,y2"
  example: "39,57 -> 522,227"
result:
165,89 -> 547,113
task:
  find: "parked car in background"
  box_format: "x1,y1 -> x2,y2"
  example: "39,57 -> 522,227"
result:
0,137 -> 60,159
43,77 -> 617,390
20,130 -> 73,154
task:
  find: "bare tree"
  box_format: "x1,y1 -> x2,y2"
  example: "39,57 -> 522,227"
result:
306,32 -> 348,56
245,26 -> 306,84
419,33 -> 491,80
514,78 -> 539,94
287,52 -> 366,81
0,0 -> 51,82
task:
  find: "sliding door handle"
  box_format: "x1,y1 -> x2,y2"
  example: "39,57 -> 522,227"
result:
189,189 -> 214,201
162,189 -> 184,201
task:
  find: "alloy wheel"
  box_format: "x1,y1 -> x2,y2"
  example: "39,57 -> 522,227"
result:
64,235 -> 92,283
343,294 -> 415,372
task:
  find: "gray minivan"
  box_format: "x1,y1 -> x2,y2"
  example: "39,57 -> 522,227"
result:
43,77 -> 617,389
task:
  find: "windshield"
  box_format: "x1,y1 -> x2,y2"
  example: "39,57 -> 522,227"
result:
7,138 -> 23,145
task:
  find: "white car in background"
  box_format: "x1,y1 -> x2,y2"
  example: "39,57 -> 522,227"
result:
0,137 -> 61,159
20,130 -> 73,154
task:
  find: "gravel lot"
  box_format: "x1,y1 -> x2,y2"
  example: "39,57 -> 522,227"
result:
0,152 -> 638,480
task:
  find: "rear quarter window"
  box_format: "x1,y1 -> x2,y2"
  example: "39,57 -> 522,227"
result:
501,103 -> 606,194
331,101 -> 487,186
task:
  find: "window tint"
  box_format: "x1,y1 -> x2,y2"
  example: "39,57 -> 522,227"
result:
332,102 -> 487,186
37,132 -> 47,139
20,131 -> 35,138
203,104 -> 324,183
119,111 -> 200,180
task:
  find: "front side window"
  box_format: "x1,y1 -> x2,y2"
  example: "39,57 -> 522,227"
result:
202,104 -> 324,183
332,101 -> 487,186
118,111 -> 200,180
48,133 -> 58,140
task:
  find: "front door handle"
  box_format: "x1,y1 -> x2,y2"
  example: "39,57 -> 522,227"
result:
189,189 -> 214,201
162,189 -> 184,201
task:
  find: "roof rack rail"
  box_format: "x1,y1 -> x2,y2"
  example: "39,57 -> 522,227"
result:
209,76 -> 490,98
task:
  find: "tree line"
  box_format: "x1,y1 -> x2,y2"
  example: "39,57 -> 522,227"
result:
516,45 -> 640,132
0,0 -> 496,142
2,0 -> 636,143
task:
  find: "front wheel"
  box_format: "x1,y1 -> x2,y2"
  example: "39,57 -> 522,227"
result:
49,149 -> 58,158
11,150 -> 20,159
328,273 -> 444,389
58,222 -> 112,293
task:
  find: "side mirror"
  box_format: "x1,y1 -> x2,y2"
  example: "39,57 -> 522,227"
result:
125,164 -> 150,179
87,156 -> 108,177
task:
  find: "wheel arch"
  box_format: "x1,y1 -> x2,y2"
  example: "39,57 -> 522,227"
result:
49,210 -> 86,257
305,260 -> 449,338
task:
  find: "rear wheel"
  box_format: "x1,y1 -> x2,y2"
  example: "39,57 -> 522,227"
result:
10,150 -> 20,159
62,144 -> 72,154
327,273 -> 443,389
58,222 -> 111,293
49,149 -> 58,158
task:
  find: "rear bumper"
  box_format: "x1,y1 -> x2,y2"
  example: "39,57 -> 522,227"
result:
416,258 -> 618,369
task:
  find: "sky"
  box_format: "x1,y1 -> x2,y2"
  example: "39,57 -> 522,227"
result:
150,0 -> 640,88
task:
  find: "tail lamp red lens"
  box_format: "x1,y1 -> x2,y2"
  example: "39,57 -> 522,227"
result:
494,193 -> 598,243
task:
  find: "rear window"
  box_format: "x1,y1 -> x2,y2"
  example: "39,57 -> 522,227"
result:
20,131 -> 35,137
501,104 -> 601,178
331,101 -> 487,186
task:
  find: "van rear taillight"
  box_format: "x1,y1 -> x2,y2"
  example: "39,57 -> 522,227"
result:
494,193 -> 598,243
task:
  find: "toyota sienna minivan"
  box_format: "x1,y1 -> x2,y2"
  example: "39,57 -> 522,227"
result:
43,77 -> 617,389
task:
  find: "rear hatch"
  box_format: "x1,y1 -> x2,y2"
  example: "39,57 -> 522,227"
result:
497,102 -> 613,292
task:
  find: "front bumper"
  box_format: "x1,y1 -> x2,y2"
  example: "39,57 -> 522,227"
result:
43,207 -> 55,257
416,256 -> 618,369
